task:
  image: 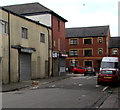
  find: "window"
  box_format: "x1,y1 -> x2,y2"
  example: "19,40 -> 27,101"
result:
70,39 -> 78,45
84,38 -> 92,45
98,37 -> 103,43
70,60 -> 79,67
84,61 -> 93,67
0,20 -> 8,34
58,20 -> 60,32
98,48 -> 103,55
69,50 -> 78,56
21,27 -> 28,39
112,48 -> 118,55
84,49 -> 92,56
40,33 -> 45,43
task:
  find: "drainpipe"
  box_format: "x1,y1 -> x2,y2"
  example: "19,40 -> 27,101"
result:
8,12 -> 11,83
47,28 -> 51,77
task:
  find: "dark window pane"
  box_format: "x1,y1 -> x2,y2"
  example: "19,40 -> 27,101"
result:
84,39 -> 92,44
84,50 -> 92,56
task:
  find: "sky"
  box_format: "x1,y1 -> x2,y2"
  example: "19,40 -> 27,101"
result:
1,0 -> 120,37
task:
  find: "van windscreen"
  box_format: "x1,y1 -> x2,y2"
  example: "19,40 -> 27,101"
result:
101,62 -> 118,68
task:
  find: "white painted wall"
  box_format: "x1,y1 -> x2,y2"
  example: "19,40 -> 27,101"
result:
25,14 -> 52,27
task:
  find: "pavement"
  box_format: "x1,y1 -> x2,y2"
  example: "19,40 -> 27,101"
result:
1,74 -> 120,109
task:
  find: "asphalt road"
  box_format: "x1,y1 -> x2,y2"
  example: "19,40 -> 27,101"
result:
2,74 -> 118,108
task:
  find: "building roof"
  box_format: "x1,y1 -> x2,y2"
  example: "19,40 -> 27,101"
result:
3,2 -> 67,22
109,37 -> 120,48
66,25 -> 109,38
1,7 -> 52,29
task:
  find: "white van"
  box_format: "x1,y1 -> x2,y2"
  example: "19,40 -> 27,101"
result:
100,57 -> 120,70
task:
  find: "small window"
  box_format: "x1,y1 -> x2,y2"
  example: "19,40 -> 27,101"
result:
69,50 -> 78,56
70,60 -> 79,67
21,27 -> 28,39
98,48 -> 103,55
84,38 -> 92,45
98,37 -> 103,43
112,49 -> 118,55
0,20 -> 8,34
84,61 -> 92,67
40,33 -> 45,43
84,49 -> 92,56
70,39 -> 78,45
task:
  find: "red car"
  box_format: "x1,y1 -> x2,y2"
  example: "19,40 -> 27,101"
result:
97,69 -> 120,85
73,67 -> 86,74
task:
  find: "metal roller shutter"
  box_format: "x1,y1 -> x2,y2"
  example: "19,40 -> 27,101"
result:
19,52 -> 31,81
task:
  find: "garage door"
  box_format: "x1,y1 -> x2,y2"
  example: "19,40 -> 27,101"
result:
19,52 -> 31,81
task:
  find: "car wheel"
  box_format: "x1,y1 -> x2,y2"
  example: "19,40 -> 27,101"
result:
84,73 -> 87,76
97,81 -> 101,85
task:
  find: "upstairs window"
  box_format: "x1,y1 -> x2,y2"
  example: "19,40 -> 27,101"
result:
84,49 -> 92,56
70,39 -> 78,45
69,50 -> 78,56
40,33 -> 45,43
98,37 -> 103,43
21,27 -> 28,39
0,20 -> 8,34
84,38 -> 92,45
112,48 -> 118,55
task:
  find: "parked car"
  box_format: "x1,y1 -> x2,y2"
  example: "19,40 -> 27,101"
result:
84,67 -> 96,76
73,66 -> 86,74
97,69 -> 120,85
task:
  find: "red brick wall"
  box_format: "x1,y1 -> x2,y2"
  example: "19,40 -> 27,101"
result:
65,36 -> 109,69
52,15 -> 66,53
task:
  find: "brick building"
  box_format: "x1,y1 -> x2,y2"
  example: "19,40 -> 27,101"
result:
109,37 -> 120,58
65,25 -> 110,71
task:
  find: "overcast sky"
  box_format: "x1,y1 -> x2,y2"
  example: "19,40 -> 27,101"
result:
1,0 -> 119,37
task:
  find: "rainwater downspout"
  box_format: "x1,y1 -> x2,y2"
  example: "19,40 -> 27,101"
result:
8,12 -> 11,83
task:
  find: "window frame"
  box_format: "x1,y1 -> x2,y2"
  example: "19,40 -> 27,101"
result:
0,20 -> 8,34
21,27 -> 28,39
84,60 -> 93,67
40,33 -> 45,43
70,60 -> 79,67
112,48 -> 118,55
83,38 -> 92,45
98,37 -> 103,43
84,49 -> 93,56
98,48 -> 103,55
69,49 -> 78,57
69,38 -> 78,45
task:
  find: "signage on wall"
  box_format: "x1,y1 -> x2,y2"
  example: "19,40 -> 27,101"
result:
21,48 -> 34,53
52,52 -> 58,58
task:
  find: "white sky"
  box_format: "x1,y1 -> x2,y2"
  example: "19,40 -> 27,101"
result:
1,0 -> 120,37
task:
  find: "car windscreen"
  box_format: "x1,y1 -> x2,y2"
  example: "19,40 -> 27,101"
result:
86,68 -> 94,70
76,67 -> 85,69
101,70 -> 116,75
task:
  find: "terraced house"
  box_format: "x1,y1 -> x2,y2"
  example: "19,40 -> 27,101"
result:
0,7 -> 52,84
3,2 -> 68,76
66,25 -> 110,70
109,37 -> 120,58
